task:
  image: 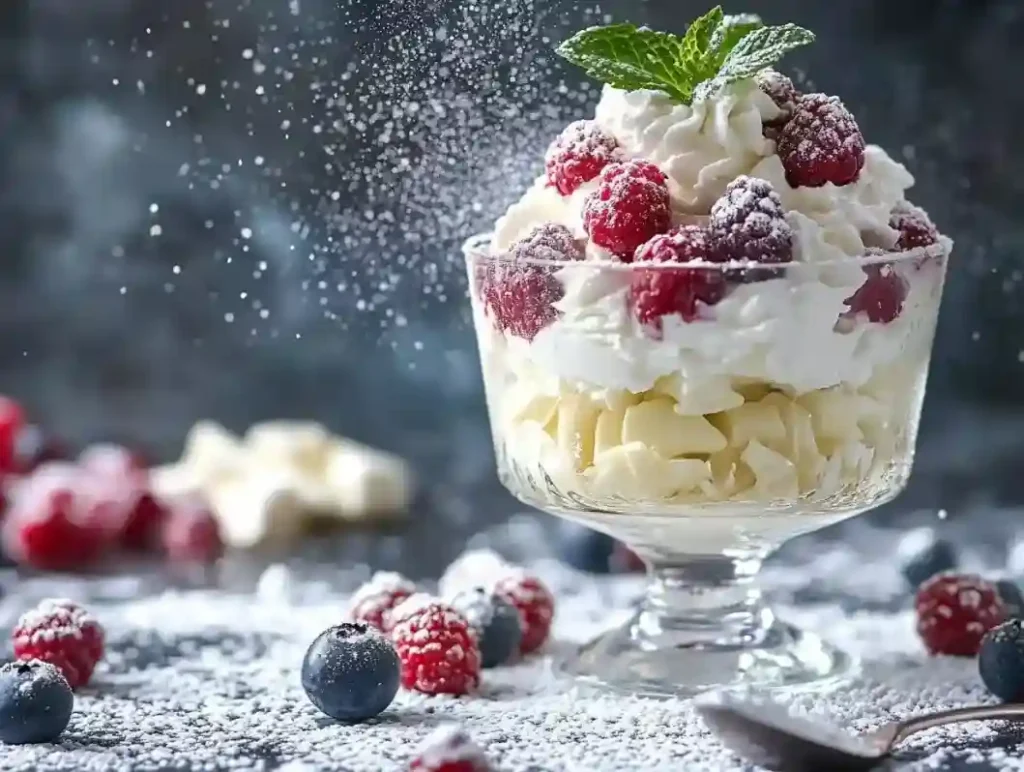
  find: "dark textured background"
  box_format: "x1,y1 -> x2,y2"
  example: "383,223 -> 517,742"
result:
0,0 -> 1022,523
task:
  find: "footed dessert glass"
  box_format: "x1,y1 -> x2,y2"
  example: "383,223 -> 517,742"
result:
465,234 -> 950,697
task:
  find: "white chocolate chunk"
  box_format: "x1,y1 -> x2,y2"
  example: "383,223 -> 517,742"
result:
652,374 -> 744,416
245,421 -> 333,476
741,440 -> 799,500
798,389 -> 864,447
207,471 -> 309,550
621,398 -> 727,458
586,443 -> 709,500
715,401 -> 787,450
503,385 -> 559,429
593,404 -> 627,459
323,440 -> 414,518
555,394 -> 600,471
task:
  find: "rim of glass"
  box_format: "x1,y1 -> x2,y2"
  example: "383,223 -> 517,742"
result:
462,232 -> 952,271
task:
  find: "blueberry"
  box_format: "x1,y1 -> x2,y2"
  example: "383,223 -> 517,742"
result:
0,660 -> 74,744
300,622 -> 399,722
898,528 -> 958,588
450,587 -> 522,668
997,580 -> 1024,619
979,619 -> 1024,702
557,524 -> 616,574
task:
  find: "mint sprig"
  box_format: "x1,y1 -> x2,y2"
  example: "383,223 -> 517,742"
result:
556,7 -> 813,106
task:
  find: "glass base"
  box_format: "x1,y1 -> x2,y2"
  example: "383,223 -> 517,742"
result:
563,610 -> 856,699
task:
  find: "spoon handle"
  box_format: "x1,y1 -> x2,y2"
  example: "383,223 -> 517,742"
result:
892,703 -> 1024,746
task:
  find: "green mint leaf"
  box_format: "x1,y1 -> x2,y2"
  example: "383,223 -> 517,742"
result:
556,23 -> 695,103
694,22 -> 813,101
709,13 -> 764,63
680,6 -> 724,76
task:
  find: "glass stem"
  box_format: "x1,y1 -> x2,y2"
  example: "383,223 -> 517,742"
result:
632,553 -> 772,650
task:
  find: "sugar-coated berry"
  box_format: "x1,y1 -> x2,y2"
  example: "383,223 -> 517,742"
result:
13,598 -> 105,689
391,595 -> 481,696
844,264 -> 908,324
0,660 -> 74,745
996,580 -> 1024,620
479,224 -> 583,342
897,528 -> 958,588
449,587 -> 522,668
757,70 -> 801,130
409,724 -> 493,772
121,492 -> 170,552
494,570 -> 555,655
915,573 -> 1006,657
777,93 -> 865,188
890,202 -> 940,252
161,496 -> 223,564
630,227 -> 727,328
348,571 -> 417,633
979,619 -> 1024,703
583,160 -> 671,260
438,550 -> 512,599
77,443 -> 148,482
709,176 -> 794,270
0,397 -> 26,475
545,120 -> 622,196
301,622 -> 400,722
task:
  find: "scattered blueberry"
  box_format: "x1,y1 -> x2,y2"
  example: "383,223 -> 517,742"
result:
897,528 -> 958,588
0,659 -> 74,745
997,580 -> 1024,619
979,619 -> 1024,702
557,524 -> 617,574
450,587 -> 523,668
300,622 -> 400,722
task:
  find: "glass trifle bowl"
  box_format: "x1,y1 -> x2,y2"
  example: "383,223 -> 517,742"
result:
464,230 -> 950,697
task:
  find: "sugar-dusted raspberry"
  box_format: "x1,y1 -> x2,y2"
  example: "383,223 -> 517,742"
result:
916,572 -> 1006,657
391,595 -> 481,695
844,263 -> 909,324
545,120 -> 622,196
161,495 -> 223,564
710,176 -> 795,270
630,226 -> 726,328
757,69 -> 802,129
583,160 -> 672,260
78,443 -> 148,482
777,93 -> 865,188
478,224 -> 583,341
13,598 -> 105,689
348,571 -> 417,633
890,202 -> 940,252
2,463 -> 117,570
409,724 -> 493,772
494,569 -> 555,655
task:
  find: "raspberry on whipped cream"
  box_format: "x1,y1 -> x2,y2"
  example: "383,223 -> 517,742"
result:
583,160 -> 672,259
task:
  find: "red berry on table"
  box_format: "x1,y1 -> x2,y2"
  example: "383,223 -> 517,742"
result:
409,724 -> 493,772
710,176 -> 794,269
479,224 -> 583,342
494,569 -> 554,655
2,463 -> 114,570
348,571 -> 417,633
545,120 -> 622,196
391,595 -> 481,696
0,397 -> 26,474
777,93 -> 865,188
757,70 -> 802,131
630,226 -> 727,328
161,496 -> 222,564
120,492 -> 169,552
13,598 -> 105,689
583,160 -> 672,260
844,264 -> 909,324
890,202 -> 940,252
915,572 -> 1006,657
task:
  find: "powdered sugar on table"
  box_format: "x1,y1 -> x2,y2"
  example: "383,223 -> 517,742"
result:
0,524 -> 1021,772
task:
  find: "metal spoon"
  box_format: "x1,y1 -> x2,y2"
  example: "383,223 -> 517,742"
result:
695,692 -> 1024,772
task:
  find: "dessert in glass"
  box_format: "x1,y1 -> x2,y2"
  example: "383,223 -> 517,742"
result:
465,9 -> 951,697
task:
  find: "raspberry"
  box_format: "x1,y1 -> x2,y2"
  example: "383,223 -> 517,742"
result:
630,226 -> 727,329
348,571 -> 417,632
494,570 -> 554,655
78,443 -> 148,483
777,93 -> 865,188
390,595 -> 481,696
890,202 -> 939,251
0,397 -> 26,475
2,463 -> 116,570
545,120 -> 622,196
13,599 -> 105,689
710,176 -> 794,272
120,492 -> 169,552
161,495 -> 223,563
409,725 -> 493,772
916,572 -> 1006,657
757,70 -> 801,130
844,264 -> 909,324
583,160 -> 672,260
478,224 -> 583,341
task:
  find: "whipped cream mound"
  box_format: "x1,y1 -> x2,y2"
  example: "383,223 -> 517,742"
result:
151,420 -> 414,550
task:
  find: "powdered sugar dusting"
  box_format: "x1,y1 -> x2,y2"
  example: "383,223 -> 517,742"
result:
0,528 -> 1022,770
